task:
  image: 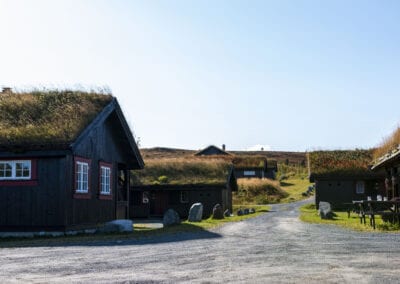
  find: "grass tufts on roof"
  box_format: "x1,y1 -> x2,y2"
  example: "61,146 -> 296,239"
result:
131,157 -> 233,186
232,156 -> 266,169
308,150 -> 373,176
0,90 -> 113,145
373,126 -> 400,160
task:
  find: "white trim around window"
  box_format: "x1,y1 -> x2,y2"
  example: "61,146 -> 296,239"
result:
76,161 -> 89,193
100,166 -> 111,195
0,160 -> 31,180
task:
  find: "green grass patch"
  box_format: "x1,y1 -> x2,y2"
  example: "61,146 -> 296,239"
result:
299,203 -> 400,232
280,178 -> 314,203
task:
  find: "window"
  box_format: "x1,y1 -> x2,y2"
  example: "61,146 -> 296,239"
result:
244,170 -> 256,176
356,181 -> 365,194
100,166 -> 111,194
76,161 -> 89,193
0,161 -> 31,180
180,191 -> 189,203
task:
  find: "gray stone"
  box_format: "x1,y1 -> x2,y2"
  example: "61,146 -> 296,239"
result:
237,209 -> 244,216
163,209 -> 181,226
188,203 -> 203,222
102,219 -> 133,233
318,202 -> 333,219
224,209 -> 231,217
212,204 -> 224,220
249,208 -> 256,214
244,208 -> 250,215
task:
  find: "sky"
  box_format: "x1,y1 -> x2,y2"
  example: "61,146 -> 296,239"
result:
1,0 -> 400,151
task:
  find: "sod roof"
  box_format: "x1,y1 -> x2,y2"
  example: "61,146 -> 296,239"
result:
308,150 -> 374,178
232,156 -> 267,169
0,90 -> 113,147
131,157 -> 234,186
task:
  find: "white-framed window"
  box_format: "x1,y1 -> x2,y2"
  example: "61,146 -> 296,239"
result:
356,181 -> 365,194
76,161 -> 89,193
244,170 -> 256,176
180,191 -> 189,203
0,160 -> 31,180
100,166 -> 111,195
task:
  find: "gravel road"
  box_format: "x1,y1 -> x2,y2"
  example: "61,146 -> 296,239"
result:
1,199 -> 400,283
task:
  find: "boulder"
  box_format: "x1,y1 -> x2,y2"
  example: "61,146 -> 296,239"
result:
163,209 -> 181,227
224,209 -> 231,217
237,209 -> 244,216
102,219 -> 133,233
318,202 -> 333,219
212,204 -> 224,220
249,208 -> 256,214
243,208 -> 250,215
188,203 -> 203,222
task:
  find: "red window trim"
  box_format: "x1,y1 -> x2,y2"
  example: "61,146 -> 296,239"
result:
0,158 -> 38,186
99,161 -> 113,200
73,156 -> 92,199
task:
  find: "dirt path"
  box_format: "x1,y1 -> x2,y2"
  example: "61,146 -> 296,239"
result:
1,199 -> 400,283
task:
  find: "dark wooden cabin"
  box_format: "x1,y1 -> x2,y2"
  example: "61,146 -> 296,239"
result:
309,150 -> 384,209
194,145 -> 230,156
233,156 -> 277,179
130,158 -> 237,219
372,147 -> 400,200
0,89 -> 143,232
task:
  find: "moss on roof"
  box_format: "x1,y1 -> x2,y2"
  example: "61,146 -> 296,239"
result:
0,90 -> 113,146
131,157 -> 233,186
308,150 -> 373,177
232,156 -> 266,169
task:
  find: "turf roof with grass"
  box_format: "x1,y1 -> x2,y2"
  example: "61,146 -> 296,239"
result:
131,157 -> 234,186
0,90 -> 113,147
308,150 -> 374,178
232,156 -> 267,169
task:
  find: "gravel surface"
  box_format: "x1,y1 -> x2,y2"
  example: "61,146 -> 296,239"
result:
1,199 -> 400,283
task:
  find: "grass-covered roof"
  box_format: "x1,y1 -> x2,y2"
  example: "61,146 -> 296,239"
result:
371,126 -> 400,169
308,150 -> 374,177
232,156 -> 266,169
131,157 -> 233,186
0,90 -> 113,146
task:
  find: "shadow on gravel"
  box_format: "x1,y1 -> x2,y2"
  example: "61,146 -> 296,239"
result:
0,224 -> 222,248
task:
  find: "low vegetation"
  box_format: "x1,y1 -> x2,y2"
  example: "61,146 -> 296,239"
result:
300,204 -> 400,232
373,126 -> 400,160
279,178 -> 313,203
308,150 -> 374,177
233,178 -> 288,204
0,89 -> 112,145
131,157 -> 233,186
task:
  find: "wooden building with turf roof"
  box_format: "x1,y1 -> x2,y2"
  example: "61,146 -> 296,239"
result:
233,156 -> 277,179
308,150 -> 385,209
0,88 -> 143,231
130,158 -> 237,218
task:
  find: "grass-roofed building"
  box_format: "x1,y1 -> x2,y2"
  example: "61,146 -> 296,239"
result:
0,88 -> 143,232
130,157 -> 237,219
308,150 -> 385,209
233,156 -> 277,179
371,127 -> 400,200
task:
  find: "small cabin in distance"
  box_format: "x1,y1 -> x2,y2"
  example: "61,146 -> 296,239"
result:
194,145 -> 230,156
233,156 -> 277,179
0,89 -> 144,232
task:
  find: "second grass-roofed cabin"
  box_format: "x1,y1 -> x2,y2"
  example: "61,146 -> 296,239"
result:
308,150 -> 385,209
0,88 -> 143,232
130,157 -> 237,219
233,156 -> 277,179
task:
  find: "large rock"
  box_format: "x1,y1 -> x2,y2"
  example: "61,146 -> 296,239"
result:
163,209 -> 181,226
237,209 -> 244,216
224,209 -> 231,217
102,219 -> 133,233
318,202 -> 333,219
188,203 -> 203,222
212,204 -> 224,220
249,208 -> 256,214
243,208 -> 250,215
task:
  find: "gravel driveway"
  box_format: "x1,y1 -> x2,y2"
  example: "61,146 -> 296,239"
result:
1,199 -> 400,283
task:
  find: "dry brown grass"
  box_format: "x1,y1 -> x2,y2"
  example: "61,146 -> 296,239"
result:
131,157 -> 233,185
373,126 -> 400,160
233,178 -> 288,204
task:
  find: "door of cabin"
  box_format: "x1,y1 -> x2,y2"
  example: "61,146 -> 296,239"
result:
116,164 -> 129,219
150,191 -> 169,216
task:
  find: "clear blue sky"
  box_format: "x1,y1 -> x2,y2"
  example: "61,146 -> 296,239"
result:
1,0 -> 400,151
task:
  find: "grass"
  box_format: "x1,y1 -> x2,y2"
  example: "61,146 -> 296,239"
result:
0,90 -> 112,145
299,203 -> 400,232
0,205 -> 269,248
373,126 -> 400,160
233,178 -> 288,204
131,157 -> 233,186
280,178 -> 313,203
